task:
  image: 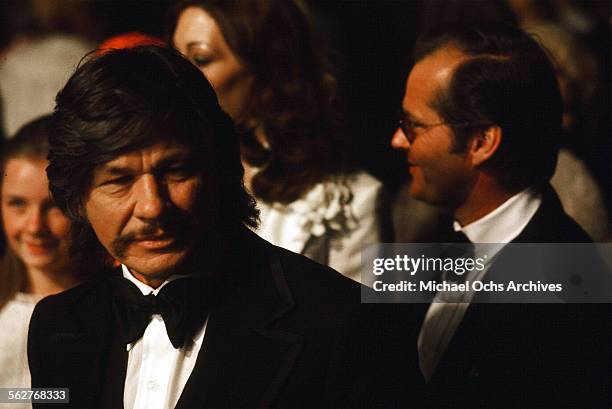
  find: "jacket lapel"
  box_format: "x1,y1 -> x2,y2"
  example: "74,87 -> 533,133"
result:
99,330 -> 128,408
53,278 -> 127,408
176,239 -> 303,408
432,184 -> 587,384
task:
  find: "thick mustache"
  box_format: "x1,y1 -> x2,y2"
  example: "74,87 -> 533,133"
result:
110,219 -> 190,258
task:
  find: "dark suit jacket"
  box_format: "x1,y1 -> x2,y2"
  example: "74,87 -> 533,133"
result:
426,185 -> 612,408
28,232 -> 421,408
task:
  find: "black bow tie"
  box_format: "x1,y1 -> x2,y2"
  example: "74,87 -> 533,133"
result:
448,229 -> 471,244
109,275 -> 210,348
441,230 -> 474,282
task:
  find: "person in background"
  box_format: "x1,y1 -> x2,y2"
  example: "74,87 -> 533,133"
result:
394,0 -> 610,243
0,1 -> 93,137
391,23 -> 610,407
506,0 -> 610,240
529,22 -> 611,241
0,115 -> 84,397
169,0 -> 390,282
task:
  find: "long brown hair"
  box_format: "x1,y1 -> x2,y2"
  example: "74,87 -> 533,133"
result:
0,115 -> 52,310
167,0 -> 353,204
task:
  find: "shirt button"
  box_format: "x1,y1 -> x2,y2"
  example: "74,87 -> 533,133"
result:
148,380 -> 159,391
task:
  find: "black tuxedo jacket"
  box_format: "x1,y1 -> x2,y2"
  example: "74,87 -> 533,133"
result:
28,232 -> 421,408
426,185 -> 612,408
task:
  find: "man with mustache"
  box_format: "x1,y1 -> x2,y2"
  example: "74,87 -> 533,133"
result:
27,45 -> 397,408
390,23 -> 610,407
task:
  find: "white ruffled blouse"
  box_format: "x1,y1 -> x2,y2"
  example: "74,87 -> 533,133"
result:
255,172 -> 384,282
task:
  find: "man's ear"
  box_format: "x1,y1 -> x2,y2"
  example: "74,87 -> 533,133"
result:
469,126 -> 501,166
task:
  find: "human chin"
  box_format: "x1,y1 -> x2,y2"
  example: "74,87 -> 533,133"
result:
120,248 -> 190,278
409,173 -> 451,207
21,251 -> 60,272
17,240 -> 62,269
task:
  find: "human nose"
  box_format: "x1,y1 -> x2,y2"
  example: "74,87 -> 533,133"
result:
25,207 -> 48,235
134,175 -> 165,220
391,127 -> 410,150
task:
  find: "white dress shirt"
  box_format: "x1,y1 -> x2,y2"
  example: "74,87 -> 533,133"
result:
418,187 -> 542,381
121,265 -> 207,409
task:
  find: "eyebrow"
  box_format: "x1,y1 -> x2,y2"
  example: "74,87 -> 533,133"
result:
98,152 -> 196,176
92,166 -> 135,188
2,194 -> 25,199
97,166 -> 132,176
2,193 -> 53,203
400,109 -> 420,124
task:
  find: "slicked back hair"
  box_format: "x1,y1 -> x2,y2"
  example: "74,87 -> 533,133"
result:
413,23 -> 563,190
48,45 -> 258,260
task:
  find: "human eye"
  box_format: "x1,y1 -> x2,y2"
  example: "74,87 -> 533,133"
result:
97,175 -> 135,192
399,112 -> 418,129
109,175 -> 134,185
6,197 -> 26,208
410,118 -> 426,130
399,115 -> 416,134
190,54 -> 213,67
164,163 -> 196,181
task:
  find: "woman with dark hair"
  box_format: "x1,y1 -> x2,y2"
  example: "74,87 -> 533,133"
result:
169,0 -> 387,281
0,115 -> 83,390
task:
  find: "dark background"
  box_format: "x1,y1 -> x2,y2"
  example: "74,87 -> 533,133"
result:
1,0 -> 609,212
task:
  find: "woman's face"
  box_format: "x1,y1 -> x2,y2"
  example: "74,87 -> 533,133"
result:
173,6 -> 254,121
1,158 -> 72,273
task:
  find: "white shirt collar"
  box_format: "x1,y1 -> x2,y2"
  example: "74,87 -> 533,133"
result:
453,187 -> 542,244
120,264 -> 185,296
121,264 -> 203,352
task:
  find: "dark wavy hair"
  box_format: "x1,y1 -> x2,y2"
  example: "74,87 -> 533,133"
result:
166,0 -> 350,204
413,23 -> 563,190
47,45 -> 258,264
